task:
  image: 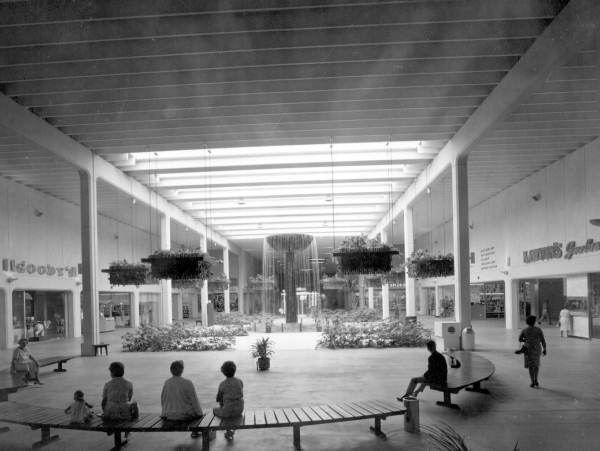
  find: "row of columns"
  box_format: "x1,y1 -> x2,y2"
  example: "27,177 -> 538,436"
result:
78,169 -> 239,356
399,157 -> 473,340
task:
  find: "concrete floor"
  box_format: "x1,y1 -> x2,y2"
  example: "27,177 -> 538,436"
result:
1,317 -> 599,451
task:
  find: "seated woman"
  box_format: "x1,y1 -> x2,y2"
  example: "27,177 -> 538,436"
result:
11,338 -> 42,384
161,360 -> 203,421
101,362 -> 134,421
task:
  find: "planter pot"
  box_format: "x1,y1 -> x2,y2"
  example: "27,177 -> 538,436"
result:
256,357 -> 271,371
142,253 -> 211,281
101,264 -> 149,287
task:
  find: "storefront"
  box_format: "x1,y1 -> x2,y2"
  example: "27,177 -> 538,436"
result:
139,292 -> 159,325
11,290 -> 68,343
99,292 -> 132,328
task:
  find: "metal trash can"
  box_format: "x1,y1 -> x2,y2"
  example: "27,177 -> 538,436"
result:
403,396 -> 419,433
461,326 -> 475,351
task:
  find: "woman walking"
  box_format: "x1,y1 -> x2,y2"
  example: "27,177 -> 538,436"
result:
518,315 -> 547,388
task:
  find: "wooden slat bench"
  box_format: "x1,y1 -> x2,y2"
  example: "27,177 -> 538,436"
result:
427,351 -> 495,409
37,356 -> 75,372
0,399 -> 408,450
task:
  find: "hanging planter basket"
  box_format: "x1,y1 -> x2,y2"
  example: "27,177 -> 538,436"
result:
171,279 -> 203,290
333,235 -> 399,275
101,261 -> 150,287
382,271 -> 405,285
333,248 -> 398,274
321,276 -> 347,290
248,275 -> 275,291
141,250 -> 215,281
406,250 -> 454,278
365,275 -> 382,288
208,273 -> 230,292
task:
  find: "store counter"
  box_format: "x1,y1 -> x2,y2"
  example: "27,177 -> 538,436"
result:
99,316 -> 116,332
570,313 -> 589,339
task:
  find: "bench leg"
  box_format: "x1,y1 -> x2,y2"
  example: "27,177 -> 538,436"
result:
465,381 -> 490,395
32,426 -> 60,448
436,392 -> 460,410
293,425 -> 301,450
201,430 -> 211,451
54,361 -> 67,372
369,416 -> 387,440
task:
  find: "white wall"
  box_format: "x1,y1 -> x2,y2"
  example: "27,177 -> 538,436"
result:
0,176 -> 162,348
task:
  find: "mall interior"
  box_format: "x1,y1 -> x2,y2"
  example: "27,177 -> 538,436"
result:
1,1 -> 600,450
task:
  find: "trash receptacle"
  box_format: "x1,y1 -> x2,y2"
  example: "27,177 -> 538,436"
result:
403,396 -> 419,433
461,326 -> 475,350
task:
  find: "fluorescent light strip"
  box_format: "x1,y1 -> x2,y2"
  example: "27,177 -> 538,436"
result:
206,213 -> 379,224
190,196 -> 391,209
190,205 -> 387,218
228,230 -> 366,239
215,221 -> 375,231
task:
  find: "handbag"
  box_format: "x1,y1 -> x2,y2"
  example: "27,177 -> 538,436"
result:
129,401 -> 139,419
14,362 -> 30,373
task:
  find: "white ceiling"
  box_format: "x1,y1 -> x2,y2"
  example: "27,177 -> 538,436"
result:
0,0 -> 597,260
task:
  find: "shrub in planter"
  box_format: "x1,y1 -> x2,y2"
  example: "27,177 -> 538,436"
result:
121,323 -> 247,352
316,320 -> 432,349
208,272 -> 229,292
321,276 -> 347,290
101,261 -> 150,287
333,235 -> 398,274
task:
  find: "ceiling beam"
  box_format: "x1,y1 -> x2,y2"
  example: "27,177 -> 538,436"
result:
0,91 -> 240,254
370,0 -> 599,238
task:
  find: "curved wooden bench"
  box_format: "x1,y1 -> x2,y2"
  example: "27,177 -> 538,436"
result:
427,351 -> 495,409
0,399 -> 409,450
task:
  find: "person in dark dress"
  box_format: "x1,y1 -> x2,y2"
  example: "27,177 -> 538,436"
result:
398,340 -> 447,400
518,315 -> 547,388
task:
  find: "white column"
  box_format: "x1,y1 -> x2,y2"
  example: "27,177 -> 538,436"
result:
381,230 -> 390,319
68,289 -> 80,338
79,169 -> 100,356
505,278 -> 520,330
191,292 -> 199,319
435,285 -> 442,316
238,251 -> 248,314
200,235 -> 208,326
159,214 -> 172,325
404,207 -> 416,316
173,294 -> 183,321
223,248 -> 230,313
1,285 -> 14,348
368,287 -> 374,309
452,156 -> 472,333
131,291 -> 140,328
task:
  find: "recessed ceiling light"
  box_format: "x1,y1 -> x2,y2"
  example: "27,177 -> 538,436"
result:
238,198 -> 246,205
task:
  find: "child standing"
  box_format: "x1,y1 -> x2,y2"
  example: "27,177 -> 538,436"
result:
65,390 -> 93,424
213,361 -> 244,441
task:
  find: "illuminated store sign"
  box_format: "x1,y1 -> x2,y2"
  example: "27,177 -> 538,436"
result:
523,238 -> 600,263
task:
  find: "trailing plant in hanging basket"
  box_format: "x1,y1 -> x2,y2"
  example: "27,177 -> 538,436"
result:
406,249 -> 454,278
101,260 -> 150,287
248,274 -> 275,290
141,249 -> 217,281
333,235 -> 398,274
321,275 -> 347,290
208,272 -> 229,291
365,275 -> 382,288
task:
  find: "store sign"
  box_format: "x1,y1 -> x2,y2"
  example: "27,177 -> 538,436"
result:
523,238 -> 600,263
4,258 -> 79,277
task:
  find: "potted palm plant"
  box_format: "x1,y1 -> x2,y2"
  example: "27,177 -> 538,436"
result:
251,337 -> 275,371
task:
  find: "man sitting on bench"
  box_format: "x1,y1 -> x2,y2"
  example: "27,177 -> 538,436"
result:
398,340 -> 447,401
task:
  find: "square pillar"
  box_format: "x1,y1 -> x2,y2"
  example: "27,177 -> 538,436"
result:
67,289 -> 80,338
434,285 -> 442,316
368,287 -> 374,309
79,169 -> 100,356
404,207 -> 416,316
200,235 -> 208,326
238,251 -> 248,314
381,230 -> 391,319
452,156 -> 472,334
159,214 -> 172,325
504,278 -> 520,330
1,286 -> 13,349
130,291 -> 140,329
223,248 -> 230,313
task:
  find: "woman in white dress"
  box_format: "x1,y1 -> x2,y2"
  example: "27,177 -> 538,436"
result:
558,305 -> 571,338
